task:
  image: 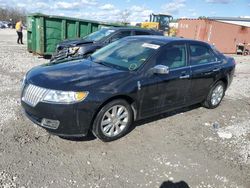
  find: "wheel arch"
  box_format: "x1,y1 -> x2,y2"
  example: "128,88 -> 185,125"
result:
211,74 -> 229,90
220,76 -> 228,89
90,95 -> 138,129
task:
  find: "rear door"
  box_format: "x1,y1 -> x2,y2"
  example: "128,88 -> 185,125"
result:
188,42 -> 223,103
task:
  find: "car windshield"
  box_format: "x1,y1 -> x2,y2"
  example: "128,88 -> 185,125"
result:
91,38 -> 163,71
83,28 -> 115,41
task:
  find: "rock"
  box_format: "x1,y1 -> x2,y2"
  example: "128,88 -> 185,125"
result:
101,152 -> 107,156
217,131 -> 233,139
204,122 -> 210,126
213,122 -> 220,129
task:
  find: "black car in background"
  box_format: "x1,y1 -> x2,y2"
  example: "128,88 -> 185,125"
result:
21,36 -> 235,142
51,27 -> 163,62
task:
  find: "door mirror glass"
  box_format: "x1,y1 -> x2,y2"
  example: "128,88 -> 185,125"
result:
152,65 -> 169,75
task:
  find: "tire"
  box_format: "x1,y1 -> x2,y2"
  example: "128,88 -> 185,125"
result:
203,81 -> 225,109
92,99 -> 133,142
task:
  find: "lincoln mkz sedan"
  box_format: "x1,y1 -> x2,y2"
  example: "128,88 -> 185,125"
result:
21,36 -> 235,142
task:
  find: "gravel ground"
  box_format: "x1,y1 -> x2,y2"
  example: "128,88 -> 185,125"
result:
0,28 -> 249,188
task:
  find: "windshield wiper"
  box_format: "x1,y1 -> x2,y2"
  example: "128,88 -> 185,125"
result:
96,61 -> 112,68
100,62 -> 126,70
91,58 -> 125,70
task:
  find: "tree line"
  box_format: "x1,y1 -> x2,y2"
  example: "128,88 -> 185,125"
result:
0,6 -> 27,24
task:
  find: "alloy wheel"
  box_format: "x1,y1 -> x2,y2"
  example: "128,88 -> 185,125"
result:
100,105 -> 129,137
211,84 -> 224,106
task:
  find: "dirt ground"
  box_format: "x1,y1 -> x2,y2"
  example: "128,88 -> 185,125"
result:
0,29 -> 249,188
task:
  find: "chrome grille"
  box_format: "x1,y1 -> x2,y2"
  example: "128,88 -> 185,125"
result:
22,84 -> 47,107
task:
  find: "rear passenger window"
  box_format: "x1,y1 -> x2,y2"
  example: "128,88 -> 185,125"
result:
156,44 -> 187,69
190,45 -> 216,65
135,31 -> 151,35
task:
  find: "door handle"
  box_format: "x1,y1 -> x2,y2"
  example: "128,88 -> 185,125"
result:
213,68 -> 221,72
179,75 -> 190,79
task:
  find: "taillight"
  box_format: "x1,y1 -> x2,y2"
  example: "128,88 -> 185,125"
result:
232,58 -> 236,65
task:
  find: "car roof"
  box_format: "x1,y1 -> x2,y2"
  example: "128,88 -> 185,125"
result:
106,27 -> 161,33
124,35 -> 210,46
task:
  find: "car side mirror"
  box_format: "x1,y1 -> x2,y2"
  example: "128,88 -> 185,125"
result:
110,37 -> 119,43
152,65 -> 170,75
215,58 -> 222,63
104,40 -> 110,44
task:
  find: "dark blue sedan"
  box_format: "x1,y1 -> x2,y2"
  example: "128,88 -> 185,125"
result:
21,36 -> 235,142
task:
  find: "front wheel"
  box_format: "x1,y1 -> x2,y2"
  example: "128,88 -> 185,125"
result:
92,99 -> 133,142
203,81 -> 225,109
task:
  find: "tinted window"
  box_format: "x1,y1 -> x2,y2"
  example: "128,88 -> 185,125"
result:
110,31 -> 131,42
83,28 -> 115,41
190,44 -> 216,65
156,44 -> 187,69
134,31 -> 151,35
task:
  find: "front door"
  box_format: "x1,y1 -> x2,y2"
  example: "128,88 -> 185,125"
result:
154,43 -> 190,112
139,43 -> 191,117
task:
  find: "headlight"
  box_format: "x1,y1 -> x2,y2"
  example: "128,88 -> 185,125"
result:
77,46 -> 86,55
42,90 -> 88,104
56,45 -> 63,52
68,46 -> 80,54
21,74 -> 26,88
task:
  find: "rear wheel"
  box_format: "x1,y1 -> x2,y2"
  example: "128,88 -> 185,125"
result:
203,81 -> 225,109
92,99 -> 133,142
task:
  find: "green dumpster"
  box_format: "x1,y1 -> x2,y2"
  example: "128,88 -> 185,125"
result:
27,13 -> 123,56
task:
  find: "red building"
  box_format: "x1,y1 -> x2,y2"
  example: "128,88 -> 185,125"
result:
177,18 -> 250,54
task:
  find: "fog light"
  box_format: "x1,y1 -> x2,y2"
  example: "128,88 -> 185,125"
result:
41,118 -> 60,129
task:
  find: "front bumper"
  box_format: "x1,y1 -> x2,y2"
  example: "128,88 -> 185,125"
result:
51,48 -> 82,63
21,100 -> 98,137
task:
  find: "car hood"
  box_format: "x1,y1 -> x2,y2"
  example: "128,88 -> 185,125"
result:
58,38 -> 94,48
26,59 -> 130,91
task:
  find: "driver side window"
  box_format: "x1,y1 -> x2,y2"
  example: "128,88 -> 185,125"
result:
110,31 -> 131,43
156,44 -> 187,69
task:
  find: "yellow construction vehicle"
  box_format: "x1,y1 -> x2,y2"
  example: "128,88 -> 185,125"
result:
141,14 -> 173,35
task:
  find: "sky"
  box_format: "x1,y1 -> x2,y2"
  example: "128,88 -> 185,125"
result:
0,0 -> 250,22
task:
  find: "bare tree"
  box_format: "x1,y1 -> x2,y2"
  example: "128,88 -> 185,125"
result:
0,6 -> 27,24
120,9 -> 131,24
